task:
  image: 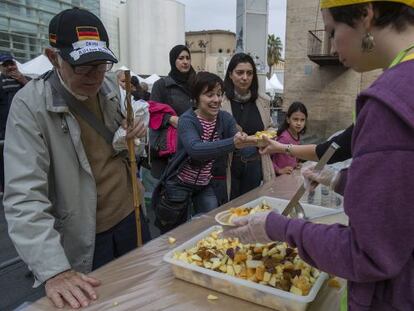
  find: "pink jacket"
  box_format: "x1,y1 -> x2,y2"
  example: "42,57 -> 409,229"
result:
148,101 -> 177,156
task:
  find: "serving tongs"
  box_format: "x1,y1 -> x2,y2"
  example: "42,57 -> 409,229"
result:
281,142 -> 340,219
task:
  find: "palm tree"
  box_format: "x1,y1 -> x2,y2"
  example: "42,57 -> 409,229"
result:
267,34 -> 283,79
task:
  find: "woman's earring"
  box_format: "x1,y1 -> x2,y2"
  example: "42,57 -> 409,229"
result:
361,32 -> 375,53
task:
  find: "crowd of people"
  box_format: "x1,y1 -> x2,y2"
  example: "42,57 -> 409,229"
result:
0,0 -> 413,310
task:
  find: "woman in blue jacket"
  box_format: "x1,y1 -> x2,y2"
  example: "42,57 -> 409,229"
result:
152,72 -> 257,233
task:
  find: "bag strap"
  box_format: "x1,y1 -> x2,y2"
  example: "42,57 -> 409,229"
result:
48,71 -> 114,145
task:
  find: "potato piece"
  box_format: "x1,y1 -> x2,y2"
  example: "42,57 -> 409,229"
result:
269,274 -> 277,287
328,277 -> 341,289
227,265 -> 235,276
255,266 -> 265,281
207,294 -> 218,300
290,285 -> 303,296
168,237 -> 176,244
247,267 -> 256,279
263,272 -> 272,283
233,264 -> 242,275
191,254 -> 202,261
246,260 -> 263,269
234,252 -> 247,264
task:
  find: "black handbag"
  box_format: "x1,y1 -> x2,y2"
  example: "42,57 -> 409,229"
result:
153,177 -> 191,232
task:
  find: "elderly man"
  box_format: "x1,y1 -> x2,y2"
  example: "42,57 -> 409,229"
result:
0,53 -> 30,193
3,8 -> 147,309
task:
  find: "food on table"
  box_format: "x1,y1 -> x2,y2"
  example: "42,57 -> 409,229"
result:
207,294 -> 219,300
172,230 -> 321,296
227,201 -> 272,225
168,237 -> 177,244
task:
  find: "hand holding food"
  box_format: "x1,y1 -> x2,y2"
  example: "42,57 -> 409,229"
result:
251,129 -> 277,147
223,211 -> 273,244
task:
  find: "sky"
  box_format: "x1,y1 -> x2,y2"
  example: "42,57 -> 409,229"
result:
177,0 -> 287,51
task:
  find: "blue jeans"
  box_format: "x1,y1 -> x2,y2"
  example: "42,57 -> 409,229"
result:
191,183 -> 218,215
92,210 -> 151,270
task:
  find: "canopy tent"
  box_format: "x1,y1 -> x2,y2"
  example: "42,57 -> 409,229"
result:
268,73 -> 284,93
20,54 -> 52,75
115,65 -> 147,83
143,73 -> 160,85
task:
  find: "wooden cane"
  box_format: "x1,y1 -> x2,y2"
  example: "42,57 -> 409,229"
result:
124,70 -> 143,247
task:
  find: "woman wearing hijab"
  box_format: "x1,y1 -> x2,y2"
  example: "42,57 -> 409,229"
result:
149,44 -> 196,179
226,1 -> 414,309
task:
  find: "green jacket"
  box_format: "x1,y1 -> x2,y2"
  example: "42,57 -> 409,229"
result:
3,70 -> 124,286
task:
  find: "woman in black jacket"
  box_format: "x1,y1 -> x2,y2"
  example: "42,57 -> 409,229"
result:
149,45 -> 196,179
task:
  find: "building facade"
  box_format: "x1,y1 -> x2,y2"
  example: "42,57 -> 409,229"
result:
284,0 -> 380,140
186,30 -> 236,78
99,0 -> 121,60
0,0 -> 99,63
118,0 -> 185,76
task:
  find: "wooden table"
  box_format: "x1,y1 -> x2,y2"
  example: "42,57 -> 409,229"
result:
26,173 -> 348,310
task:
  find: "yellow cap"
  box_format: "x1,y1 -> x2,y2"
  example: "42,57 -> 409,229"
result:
320,0 -> 414,9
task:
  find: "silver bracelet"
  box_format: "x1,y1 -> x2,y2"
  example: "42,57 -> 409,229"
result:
285,144 -> 293,155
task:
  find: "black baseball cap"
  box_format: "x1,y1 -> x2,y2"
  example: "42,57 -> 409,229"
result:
0,52 -> 14,65
49,8 -> 118,65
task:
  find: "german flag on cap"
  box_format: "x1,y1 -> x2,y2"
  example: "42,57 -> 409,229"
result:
76,26 -> 100,41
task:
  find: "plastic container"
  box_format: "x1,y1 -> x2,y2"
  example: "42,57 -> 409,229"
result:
163,196 -> 342,310
164,225 -> 328,311
244,196 -> 343,219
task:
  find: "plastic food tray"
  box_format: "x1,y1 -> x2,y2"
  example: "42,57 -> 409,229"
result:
163,197 -> 339,310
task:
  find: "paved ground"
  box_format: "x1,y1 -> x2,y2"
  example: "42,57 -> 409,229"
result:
0,197 -> 45,311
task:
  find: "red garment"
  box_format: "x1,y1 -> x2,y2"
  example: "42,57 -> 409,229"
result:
148,101 -> 177,156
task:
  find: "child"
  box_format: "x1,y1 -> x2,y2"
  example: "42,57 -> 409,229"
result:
272,101 -> 308,175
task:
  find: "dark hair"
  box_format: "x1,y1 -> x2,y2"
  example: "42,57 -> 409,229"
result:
329,2 -> 414,31
131,76 -> 140,88
277,101 -> 308,136
223,53 -> 258,102
192,71 -> 223,105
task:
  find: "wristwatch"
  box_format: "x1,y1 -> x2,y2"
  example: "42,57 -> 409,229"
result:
285,144 -> 293,155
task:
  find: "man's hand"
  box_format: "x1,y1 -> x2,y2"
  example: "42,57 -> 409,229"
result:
168,116 -> 179,128
45,270 -> 101,309
8,70 -> 28,85
122,117 -> 146,139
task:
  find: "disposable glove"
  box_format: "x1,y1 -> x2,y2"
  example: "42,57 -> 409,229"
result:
222,211 -> 274,244
302,165 -> 340,192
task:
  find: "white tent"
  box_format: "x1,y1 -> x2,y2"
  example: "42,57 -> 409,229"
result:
144,73 -> 160,85
20,54 -> 52,75
115,65 -> 146,83
269,73 -> 283,93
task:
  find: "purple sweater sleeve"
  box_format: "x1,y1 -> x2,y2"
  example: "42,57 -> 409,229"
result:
266,100 -> 414,282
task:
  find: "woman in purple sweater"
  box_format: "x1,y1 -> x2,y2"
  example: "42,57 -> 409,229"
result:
226,1 -> 414,310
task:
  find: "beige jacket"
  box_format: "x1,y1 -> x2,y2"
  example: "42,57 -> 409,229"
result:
221,94 -> 276,196
3,71 -> 129,286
